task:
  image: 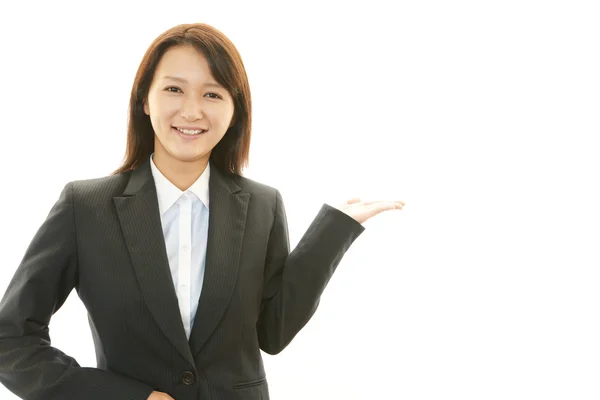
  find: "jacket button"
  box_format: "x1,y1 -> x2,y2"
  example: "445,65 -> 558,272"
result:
181,371 -> 196,385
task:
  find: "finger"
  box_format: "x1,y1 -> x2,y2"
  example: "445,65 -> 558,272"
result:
362,199 -> 385,205
345,197 -> 361,204
393,201 -> 405,209
363,200 -> 405,207
370,202 -> 397,215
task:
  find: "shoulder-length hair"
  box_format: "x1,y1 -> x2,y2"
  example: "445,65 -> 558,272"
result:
112,23 -> 252,176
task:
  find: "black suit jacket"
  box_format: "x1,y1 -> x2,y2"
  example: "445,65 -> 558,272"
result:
0,156 -> 365,400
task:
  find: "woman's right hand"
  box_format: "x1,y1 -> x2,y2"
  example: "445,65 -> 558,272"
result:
147,391 -> 175,400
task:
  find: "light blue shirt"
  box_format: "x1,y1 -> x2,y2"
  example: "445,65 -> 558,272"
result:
149,153 -> 209,340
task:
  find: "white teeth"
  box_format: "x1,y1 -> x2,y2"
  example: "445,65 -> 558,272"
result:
176,127 -> 206,135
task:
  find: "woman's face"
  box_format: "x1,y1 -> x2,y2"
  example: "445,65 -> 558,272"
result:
144,44 -> 234,170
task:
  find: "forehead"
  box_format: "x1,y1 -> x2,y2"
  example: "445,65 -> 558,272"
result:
154,45 -> 216,82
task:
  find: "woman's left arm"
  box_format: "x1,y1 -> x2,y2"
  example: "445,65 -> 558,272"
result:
256,190 -> 403,354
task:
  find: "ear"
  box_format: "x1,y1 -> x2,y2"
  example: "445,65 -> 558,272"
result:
143,101 -> 150,115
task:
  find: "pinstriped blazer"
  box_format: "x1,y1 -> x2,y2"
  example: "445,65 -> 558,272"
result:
0,155 -> 365,400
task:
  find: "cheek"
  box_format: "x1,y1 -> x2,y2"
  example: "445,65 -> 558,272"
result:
215,104 -> 235,128
152,101 -> 179,126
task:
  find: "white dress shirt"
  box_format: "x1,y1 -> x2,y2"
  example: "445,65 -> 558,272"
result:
149,153 -> 209,340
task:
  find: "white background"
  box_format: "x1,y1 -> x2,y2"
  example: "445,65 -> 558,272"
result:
0,1 -> 599,399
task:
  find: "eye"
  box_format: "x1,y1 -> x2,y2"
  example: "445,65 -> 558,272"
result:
165,86 -> 182,93
205,92 -> 222,99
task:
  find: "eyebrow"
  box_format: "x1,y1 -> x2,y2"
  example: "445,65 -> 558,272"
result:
160,75 -> 224,89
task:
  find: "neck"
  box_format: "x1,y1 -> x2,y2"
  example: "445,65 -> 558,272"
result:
153,152 -> 208,191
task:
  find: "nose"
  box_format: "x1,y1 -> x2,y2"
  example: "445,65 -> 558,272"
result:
180,95 -> 204,121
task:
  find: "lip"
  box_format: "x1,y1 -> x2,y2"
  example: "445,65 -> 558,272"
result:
173,126 -> 208,131
172,126 -> 207,140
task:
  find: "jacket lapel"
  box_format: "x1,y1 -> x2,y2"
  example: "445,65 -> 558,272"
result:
113,157 -> 195,367
113,157 -> 250,364
188,163 -> 249,356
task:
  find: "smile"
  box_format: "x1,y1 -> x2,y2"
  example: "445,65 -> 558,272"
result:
174,127 -> 207,135
172,127 -> 207,140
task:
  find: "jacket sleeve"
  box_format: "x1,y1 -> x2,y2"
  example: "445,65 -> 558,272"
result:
0,182 -> 155,400
256,189 -> 365,355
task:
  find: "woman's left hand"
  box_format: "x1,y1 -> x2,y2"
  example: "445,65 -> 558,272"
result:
335,198 -> 405,224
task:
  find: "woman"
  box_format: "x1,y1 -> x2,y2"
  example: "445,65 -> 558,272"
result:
0,23 -> 403,400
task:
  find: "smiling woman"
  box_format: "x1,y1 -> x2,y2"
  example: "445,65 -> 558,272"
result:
114,23 -> 252,190
141,45 -> 236,191
0,22 -> 403,400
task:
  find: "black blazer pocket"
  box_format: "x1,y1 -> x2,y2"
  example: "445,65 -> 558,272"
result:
232,377 -> 267,390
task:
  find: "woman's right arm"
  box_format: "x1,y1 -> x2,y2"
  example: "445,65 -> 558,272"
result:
0,182 -> 155,400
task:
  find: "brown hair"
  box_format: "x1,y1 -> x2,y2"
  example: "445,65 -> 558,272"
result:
112,23 -> 252,176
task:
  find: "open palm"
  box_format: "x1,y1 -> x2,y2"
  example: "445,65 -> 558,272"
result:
336,198 -> 405,224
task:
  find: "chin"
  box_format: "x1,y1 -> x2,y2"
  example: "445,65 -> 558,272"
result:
171,150 -> 210,162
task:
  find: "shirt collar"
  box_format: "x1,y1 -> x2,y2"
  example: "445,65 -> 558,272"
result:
149,153 -> 210,215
